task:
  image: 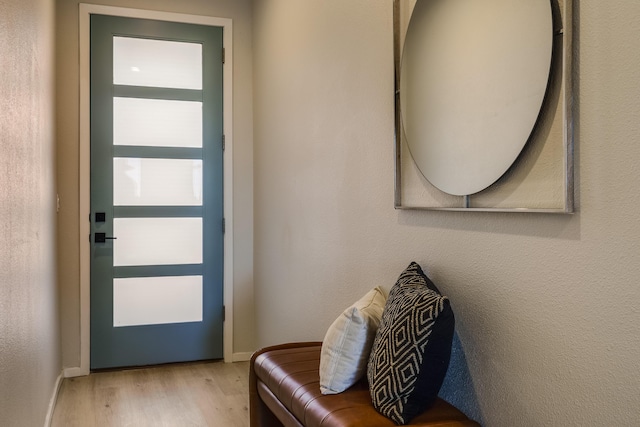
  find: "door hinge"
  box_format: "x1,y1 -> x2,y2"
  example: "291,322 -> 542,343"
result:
222,134 -> 225,151
222,48 -> 225,64
222,218 -> 226,234
222,305 -> 226,322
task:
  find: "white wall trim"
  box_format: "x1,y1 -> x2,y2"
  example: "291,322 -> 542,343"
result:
44,371 -> 64,426
62,366 -> 85,378
75,4 -> 234,376
232,352 -> 253,362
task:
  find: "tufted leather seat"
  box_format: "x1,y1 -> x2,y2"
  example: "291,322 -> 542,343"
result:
249,342 -> 481,427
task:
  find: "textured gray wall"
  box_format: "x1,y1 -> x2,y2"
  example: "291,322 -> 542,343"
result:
253,0 -> 640,425
0,0 -> 60,424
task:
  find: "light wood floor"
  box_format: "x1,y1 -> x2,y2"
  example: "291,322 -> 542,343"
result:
51,360 -> 250,427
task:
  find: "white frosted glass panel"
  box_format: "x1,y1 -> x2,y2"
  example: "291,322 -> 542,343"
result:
113,97 -> 202,148
113,218 -> 202,266
114,158 -> 202,206
113,37 -> 202,89
113,276 -> 203,327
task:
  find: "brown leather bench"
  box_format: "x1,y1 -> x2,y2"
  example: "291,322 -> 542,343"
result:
250,342 -> 481,427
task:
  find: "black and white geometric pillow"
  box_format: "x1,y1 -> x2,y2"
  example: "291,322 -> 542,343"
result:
367,262 -> 455,425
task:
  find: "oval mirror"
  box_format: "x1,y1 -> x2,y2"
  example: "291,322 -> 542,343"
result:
400,0 -> 554,196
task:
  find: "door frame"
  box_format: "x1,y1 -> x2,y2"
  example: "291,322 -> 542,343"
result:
70,3 -> 234,377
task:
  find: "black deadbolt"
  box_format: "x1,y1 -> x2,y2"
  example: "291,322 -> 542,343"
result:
95,232 -> 116,243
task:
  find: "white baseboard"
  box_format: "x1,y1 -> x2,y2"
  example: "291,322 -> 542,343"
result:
63,366 -> 89,378
44,371 -> 63,427
231,352 -> 253,362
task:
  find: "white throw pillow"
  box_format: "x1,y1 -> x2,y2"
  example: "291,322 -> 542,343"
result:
319,287 -> 386,395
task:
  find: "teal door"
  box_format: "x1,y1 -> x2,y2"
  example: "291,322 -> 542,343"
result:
90,15 -> 224,369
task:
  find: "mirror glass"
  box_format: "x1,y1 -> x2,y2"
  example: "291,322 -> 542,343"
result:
400,0 -> 553,196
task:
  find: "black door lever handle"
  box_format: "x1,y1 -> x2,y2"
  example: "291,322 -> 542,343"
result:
95,232 -> 117,243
